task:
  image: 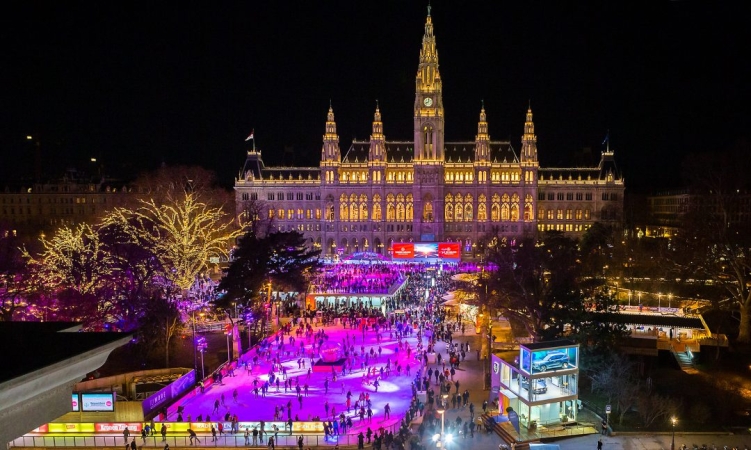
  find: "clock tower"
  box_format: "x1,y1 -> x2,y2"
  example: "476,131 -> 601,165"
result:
412,6 -> 445,243
413,6 -> 444,162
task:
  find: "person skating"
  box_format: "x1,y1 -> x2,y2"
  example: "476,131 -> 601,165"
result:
188,429 -> 200,445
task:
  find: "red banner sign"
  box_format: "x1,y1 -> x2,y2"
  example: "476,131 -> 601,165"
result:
392,243 -> 415,259
95,423 -> 143,433
438,243 -> 461,259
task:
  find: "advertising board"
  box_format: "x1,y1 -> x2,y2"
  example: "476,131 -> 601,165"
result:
528,347 -> 578,375
47,423 -> 96,433
72,393 -> 79,412
414,243 -> 439,258
142,370 -> 196,418
95,423 -> 143,433
392,243 -> 414,259
438,243 -> 461,260
81,393 -> 114,412
392,242 -> 462,261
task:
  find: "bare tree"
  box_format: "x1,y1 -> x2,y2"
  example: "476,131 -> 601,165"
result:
674,140 -> 751,342
588,353 -> 640,425
636,392 -> 680,428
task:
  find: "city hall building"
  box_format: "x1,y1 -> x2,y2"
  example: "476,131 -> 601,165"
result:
234,10 -> 624,259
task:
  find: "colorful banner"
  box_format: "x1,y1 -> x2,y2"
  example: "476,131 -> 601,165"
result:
292,422 -> 325,433
142,370 -> 196,418
437,243 -> 461,259
81,393 -> 114,412
29,421 -> 326,435
95,423 -> 143,433
392,242 -> 462,260
47,423 -> 96,433
392,243 -> 414,259
164,422 -> 191,433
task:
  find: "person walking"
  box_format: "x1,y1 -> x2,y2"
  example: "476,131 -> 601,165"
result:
130,438 -> 137,450
123,427 -> 130,444
161,424 -> 167,442
297,435 -> 304,450
267,435 -> 275,450
244,428 -> 250,445
211,425 -> 217,442
597,438 -> 603,450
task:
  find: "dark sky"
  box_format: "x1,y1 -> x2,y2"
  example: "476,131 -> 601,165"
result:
2,1 -> 749,192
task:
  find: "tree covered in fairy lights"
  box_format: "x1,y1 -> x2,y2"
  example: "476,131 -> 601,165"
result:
23,223 -> 117,323
102,193 -> 242,293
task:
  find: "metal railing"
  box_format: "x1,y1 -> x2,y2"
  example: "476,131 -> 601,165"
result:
11,432 -> 373,448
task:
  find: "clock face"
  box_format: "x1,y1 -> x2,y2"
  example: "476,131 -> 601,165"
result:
423,97 -> 433,107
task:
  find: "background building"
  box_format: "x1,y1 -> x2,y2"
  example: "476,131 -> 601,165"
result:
0,173 -> 134,238
234,11 -> 624,258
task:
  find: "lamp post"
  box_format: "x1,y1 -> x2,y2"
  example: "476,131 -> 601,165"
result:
658,293 -> 662,311
192,309 -> 198,374
668,293 -> 672,309
196,337 -> 207,380
670,417 -> 676,450
434,394 -> 448,448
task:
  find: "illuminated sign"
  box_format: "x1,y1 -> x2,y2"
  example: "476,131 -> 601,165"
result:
142,370 -> 196,417
292,422 -> 325,433
392,243 -> 414,259
47,423 -> 95,433
95,423 -> 143,433
392,242 -> 461,261
81,393 -> 114,412
414,243 -> 438,258
438,243 -> 461,259
72,393 -> 79,412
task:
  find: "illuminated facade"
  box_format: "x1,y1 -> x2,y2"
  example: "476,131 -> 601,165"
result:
234,10 -> 624,257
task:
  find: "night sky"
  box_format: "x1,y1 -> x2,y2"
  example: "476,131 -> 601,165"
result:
2,1 -> 749,192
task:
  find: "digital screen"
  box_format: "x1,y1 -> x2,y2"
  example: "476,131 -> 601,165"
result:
529,347 -> 578,375
81,393 -> 115,412
72,393 -> 79,412
438,243 -> 461,259
392,243 -> 414,259
414,243 -> 438,258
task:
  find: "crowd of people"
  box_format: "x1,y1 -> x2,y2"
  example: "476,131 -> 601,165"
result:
176,259 -> 486,450
309,263 -> 406,294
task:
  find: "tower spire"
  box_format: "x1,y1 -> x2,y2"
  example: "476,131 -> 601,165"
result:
521,104 -> 538,164
475,101 -> 490,163
414,6 -> 444,162
321,104 -> 340,163
369,101 -> 385,163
